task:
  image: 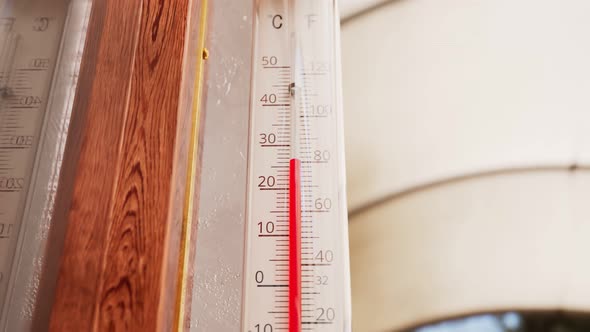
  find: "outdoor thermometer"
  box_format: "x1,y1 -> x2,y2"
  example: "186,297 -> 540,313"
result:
243,0 -> 351,331
0,0 -> 90,329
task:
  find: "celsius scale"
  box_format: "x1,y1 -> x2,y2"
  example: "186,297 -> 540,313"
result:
0,0 -> 351,330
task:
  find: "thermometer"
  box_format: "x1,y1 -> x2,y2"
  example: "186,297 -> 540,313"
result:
0,0 -> 89,326
243,0 -> 351,331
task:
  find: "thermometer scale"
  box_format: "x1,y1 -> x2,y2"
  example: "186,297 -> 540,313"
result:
243,0 -> 351,331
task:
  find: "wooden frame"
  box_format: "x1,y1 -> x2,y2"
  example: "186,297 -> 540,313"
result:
47,0 -> 207,330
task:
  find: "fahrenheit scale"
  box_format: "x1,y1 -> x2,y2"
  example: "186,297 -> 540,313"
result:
243,1 -> 351,331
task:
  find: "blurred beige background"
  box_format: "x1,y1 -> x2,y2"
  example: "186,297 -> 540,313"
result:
341,0 -> 590,331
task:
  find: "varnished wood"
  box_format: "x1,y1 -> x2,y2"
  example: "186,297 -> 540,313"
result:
49,0 -> 194,330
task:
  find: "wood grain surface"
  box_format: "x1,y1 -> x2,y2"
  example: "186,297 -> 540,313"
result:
49,0 -> 195,330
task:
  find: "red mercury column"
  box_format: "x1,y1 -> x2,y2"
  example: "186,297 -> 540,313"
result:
289,157 -> 302,332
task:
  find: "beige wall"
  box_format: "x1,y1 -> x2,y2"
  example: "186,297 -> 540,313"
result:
342,1 -> 590,330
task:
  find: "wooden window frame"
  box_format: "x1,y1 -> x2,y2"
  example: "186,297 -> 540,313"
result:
46,0 -> 207,330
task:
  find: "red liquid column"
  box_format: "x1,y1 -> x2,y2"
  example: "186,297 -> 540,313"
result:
289,158 -> 302,332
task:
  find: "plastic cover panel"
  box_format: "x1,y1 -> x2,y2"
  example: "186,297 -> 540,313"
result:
190,0 -> 253,330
